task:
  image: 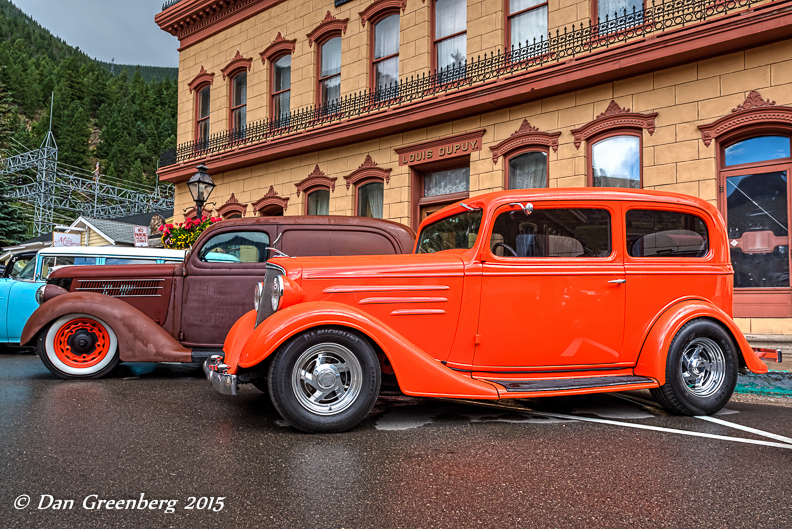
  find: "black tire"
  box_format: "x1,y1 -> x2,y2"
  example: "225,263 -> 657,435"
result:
650,319 -> 738,416
268,327 -> 381,433
37,314 -> 120,380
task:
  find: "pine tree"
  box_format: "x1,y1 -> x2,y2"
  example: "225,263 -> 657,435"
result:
0,79 -> 28,245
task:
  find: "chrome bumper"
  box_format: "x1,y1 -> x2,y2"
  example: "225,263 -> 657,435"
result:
203,355 -> 238,396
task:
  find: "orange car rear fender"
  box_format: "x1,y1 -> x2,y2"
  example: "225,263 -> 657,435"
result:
233,301 -> 499,399
634,299 -> 768,385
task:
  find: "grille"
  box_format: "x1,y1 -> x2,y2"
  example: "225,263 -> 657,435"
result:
76,279 -> 165,298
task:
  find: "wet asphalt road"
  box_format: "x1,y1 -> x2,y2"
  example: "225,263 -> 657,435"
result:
2,353 -> 791,528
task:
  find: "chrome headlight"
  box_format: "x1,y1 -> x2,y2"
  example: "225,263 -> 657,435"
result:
35,285 -> 46,305
271,276 -> 284,312
253,281 -> 265,312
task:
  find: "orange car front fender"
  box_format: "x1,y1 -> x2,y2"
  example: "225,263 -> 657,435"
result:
634,299 -> 768,385
227,301 -> 499,399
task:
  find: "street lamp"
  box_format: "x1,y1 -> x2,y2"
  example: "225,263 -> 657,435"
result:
187,164 -> 215,218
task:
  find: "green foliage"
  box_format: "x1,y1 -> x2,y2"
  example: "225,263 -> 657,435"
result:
0,0 -> 177,182
0,78 -> 28,245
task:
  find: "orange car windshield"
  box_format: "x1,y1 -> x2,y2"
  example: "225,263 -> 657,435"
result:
416,210 -> 483,253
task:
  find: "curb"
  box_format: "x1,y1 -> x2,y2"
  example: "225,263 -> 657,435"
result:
736,371 -> 792,397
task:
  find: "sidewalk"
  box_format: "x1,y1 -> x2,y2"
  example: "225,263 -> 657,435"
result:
736,338 -> 792,396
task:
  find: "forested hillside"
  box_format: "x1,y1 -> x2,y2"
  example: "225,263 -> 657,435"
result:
0,0 -> 178,185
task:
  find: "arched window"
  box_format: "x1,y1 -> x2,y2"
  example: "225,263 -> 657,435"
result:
590,133 -> 641,188
372,14 -> 399,93
230,71 -> 247,134
698,91 -> 792,317
224,212 -> 243,220
720,135 -> 792,309
507,150 -> 547,189
357,181 -> 384,218
318,36 -> 342,107
307,189 -> 331,215
571,101 -> 656,189
195,85 -> 211,143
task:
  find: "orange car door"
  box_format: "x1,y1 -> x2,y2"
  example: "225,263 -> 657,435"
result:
473,201 -> 627,369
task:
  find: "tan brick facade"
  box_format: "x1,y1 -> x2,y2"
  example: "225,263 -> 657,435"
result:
162,0 -> 792,332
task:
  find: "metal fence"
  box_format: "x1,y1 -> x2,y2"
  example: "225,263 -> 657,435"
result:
160,0 -> 758,168
162,0 -> 184,11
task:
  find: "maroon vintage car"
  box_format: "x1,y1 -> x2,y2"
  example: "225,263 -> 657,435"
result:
21,216 -> 415,379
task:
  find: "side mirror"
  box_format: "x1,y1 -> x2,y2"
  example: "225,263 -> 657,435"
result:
508,202 -> 534,216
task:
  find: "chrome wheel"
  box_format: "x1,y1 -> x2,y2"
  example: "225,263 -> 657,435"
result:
680,337 -> 726,398
291,343 -> 362,416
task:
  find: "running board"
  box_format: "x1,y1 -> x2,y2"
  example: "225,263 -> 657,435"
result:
191,348 -> 224,363
486,375 -> 656,393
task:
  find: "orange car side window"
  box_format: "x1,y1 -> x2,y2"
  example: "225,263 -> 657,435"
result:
490,208 -> 612,258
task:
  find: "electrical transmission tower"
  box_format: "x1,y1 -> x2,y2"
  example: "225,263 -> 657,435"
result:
1,132 -> 174,235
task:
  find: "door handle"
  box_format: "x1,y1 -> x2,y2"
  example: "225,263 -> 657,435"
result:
608,279 -> 627,284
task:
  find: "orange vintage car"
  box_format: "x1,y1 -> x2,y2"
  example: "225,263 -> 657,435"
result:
205,189 -> 770,433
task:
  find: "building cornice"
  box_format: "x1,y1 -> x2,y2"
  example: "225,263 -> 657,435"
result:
490,121 -> 561,164
221,50 -> 253,80
307,12 -> 349,47
156,0 -> 288,51
159,1 -> 792,183
570,101 -> 657,149
344,155 -> 392,188
359,0 -> 407,27
217,193 -> 247,216
188,66 -> 215,93
260,33 -> 297,64
699,90 -> 792,147
252,186 -> 290,212
295,166 -> 337,196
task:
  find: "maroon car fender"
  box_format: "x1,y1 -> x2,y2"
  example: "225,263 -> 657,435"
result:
634,299 -> 768,385
21,292 -> 192,363
226,302 -> 500,399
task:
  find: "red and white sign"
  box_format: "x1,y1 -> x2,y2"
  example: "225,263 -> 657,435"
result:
134,226 -> 149,247
53,232 -> 82,247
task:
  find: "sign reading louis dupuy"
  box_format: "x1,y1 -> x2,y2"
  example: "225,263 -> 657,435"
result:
53,232 -> 82,247
133,226 -> 149,248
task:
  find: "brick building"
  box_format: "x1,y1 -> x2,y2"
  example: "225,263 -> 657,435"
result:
156,0 -> 792,339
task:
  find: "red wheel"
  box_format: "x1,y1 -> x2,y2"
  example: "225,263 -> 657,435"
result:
37,314 -> 119,379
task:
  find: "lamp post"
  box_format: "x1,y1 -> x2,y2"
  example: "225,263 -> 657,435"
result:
187,164 -> 216,219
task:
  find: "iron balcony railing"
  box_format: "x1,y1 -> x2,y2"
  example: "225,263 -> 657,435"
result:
162,0 -> 185,11
160,0 -> 758,168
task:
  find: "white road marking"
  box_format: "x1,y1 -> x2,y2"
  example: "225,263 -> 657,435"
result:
528,410 -> 792,450
695,415 -> 792,445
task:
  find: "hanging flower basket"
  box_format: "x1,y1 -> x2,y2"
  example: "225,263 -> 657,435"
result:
159,215 -> 222,250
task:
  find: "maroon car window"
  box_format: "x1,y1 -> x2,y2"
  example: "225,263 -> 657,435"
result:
490,208 -> 611,258
626,210 -> 709,258
198,231 -> 270,263
281,229 -> 397,256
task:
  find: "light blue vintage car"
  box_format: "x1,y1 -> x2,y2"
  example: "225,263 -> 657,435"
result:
0,246 -> 185,348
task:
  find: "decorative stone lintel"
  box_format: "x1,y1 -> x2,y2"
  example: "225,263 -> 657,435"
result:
188,66 -> 215,93
359,0 -> 407,27
252,186 -> 290,212
295,166 -> 337,196
217,193 -> 248,217
221,50 -> 253,80
260,33 -> 297,64
699,90 -> 791,147
570,100 -> 657,149
307,11 -> 349,47
490,120 -> 561,164
344,155 -> 392,188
